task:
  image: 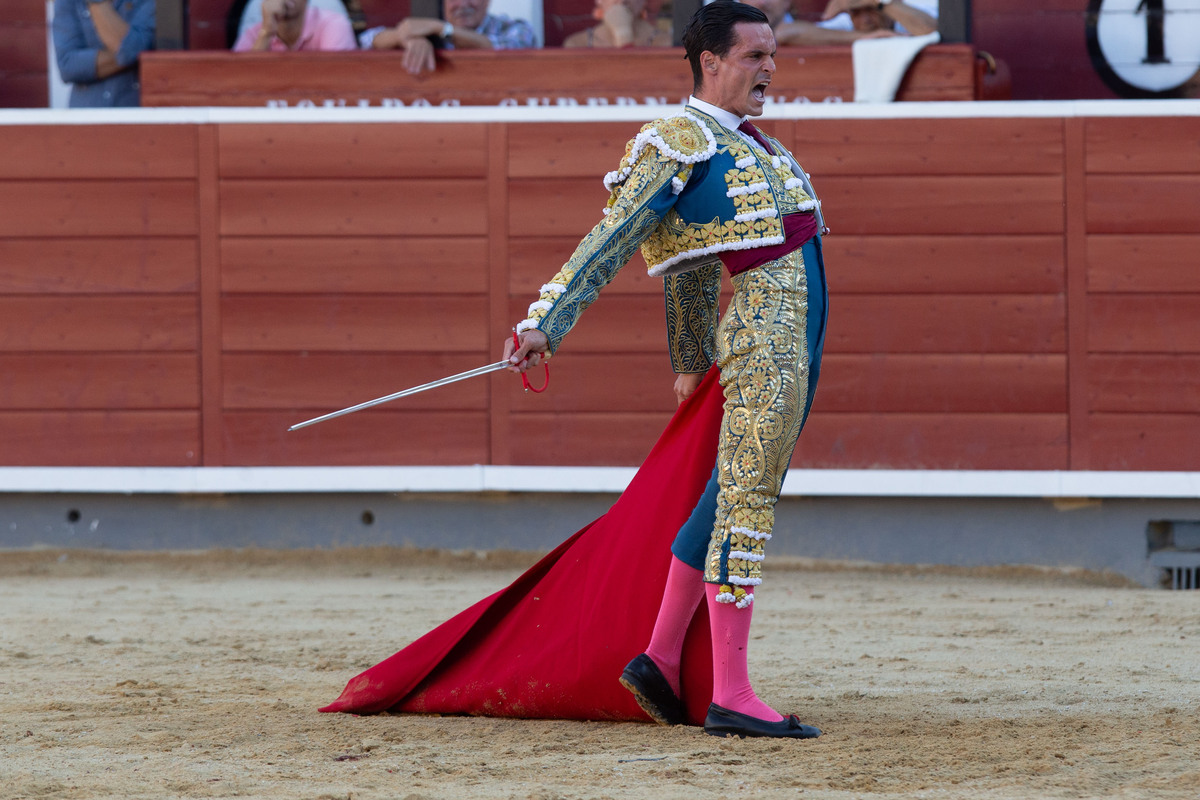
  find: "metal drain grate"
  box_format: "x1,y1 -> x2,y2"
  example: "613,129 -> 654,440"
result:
1149,551 -> 1200,590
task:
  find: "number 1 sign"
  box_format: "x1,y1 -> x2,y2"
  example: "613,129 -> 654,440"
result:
1087,0 -> 1200,97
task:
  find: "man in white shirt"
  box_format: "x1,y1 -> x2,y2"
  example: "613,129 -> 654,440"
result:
776,0 -> 936,45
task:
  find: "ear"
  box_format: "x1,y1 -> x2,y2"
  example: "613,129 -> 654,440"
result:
701,50 -> 718,72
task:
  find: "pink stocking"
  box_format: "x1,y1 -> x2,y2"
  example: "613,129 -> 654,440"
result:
705,583 -> 783,722
643,556 -> 705,697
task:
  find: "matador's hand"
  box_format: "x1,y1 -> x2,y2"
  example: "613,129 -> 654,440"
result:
673,372 -> 703,406
505,329 -> 550,373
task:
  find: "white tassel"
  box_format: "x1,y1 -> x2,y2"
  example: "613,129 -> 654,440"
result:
727,181 -> 770,198
731,525 -> 772,541
734,208 -> 779,223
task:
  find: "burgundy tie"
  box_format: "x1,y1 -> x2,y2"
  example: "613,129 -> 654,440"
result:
737,120 -> 776,156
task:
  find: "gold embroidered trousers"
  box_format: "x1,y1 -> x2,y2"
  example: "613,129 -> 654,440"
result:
703,249 -> 810,596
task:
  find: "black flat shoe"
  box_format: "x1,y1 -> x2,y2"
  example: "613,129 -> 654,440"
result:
703,703 -> 822,739
619,654 -> 686,726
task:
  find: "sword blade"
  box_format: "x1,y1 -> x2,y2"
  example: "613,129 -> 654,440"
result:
288,360 -> 511,431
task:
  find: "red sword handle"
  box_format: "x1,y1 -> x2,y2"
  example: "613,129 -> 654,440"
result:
512,330 -> 550,394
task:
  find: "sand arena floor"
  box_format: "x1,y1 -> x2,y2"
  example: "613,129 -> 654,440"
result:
1,547 -> 1197,800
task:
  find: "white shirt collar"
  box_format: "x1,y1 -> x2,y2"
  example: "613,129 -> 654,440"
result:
687,96 -> 746,132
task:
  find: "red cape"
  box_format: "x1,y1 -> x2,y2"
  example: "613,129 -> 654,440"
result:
320,367 -> 725,724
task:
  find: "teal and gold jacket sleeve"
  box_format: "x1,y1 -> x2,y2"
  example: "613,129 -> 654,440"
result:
514,115 -> 719,355
514,142 -> 684,353
663,263 -> 720,373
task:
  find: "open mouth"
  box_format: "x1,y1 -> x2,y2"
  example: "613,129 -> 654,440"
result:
751,81 -> 770,103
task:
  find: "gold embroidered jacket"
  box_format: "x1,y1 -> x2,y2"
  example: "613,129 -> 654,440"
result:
516,105 -> 821,373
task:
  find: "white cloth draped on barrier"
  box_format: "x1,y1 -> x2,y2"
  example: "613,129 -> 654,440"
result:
852,31 -> 941,103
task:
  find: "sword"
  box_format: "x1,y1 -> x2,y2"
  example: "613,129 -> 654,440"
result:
287,360 -> 511,432
288,333 -> 549,432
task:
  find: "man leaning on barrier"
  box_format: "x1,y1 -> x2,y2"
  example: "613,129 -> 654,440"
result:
360,0 -> 535,76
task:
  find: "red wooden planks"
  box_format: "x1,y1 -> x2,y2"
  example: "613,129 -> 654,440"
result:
794,412 -> 1068,469
817,353 -> 1066,413
222,295 -> 488,352
794,118 -> 1065,176
507,123 -> 636,179
506,411 -> 667,466
221,236 -> 489,294
0,238 -> 197,293
1087,175 -> 1200,235
1086,118 -> 1200,174
825,235 -> 1064,294
1088,295 -> 1200,354
817,175 -> 1065,236
1088,355 -> 1200,414
219,178 -> 488,236
0,412 -> 200,465
1089,413 -> 1200,471
1087,235 -> 1200,293
508,177 -> 607,238
218,123 -> 488,179
0,180 -> 198,237
0,297 -> 198,352
222,352 -> 491,410
0,354 -> 199,409
825,295 -> 1066,354
0,125 -> 198,178
223,410 -> 490,465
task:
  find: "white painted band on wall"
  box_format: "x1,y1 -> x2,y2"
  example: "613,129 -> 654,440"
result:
0,467 -> 1197,499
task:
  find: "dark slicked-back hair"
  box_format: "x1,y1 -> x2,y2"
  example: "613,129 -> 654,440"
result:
682,1 -> 771,92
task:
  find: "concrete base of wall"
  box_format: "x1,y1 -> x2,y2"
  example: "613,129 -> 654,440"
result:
3,491 -> 1199,588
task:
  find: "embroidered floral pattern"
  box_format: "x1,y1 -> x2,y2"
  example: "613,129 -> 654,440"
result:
704,250 -> 811,606
664,262 -> 721,373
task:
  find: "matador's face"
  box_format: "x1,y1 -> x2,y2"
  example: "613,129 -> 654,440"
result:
701,22 -> 777,118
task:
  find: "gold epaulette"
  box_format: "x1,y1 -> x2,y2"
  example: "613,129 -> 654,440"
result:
603,112 -> 718,192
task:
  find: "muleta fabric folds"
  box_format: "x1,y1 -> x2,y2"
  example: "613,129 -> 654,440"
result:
320,367 -> 727,725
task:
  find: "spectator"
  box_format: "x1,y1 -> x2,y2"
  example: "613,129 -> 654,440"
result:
233,0 -> 358,51
776,0 -> 936,45
52,0 -> 155,107
228,0 -> 359,48
563,0 -> 671,48
361,0 -> 535,75
738,0 -> 795,30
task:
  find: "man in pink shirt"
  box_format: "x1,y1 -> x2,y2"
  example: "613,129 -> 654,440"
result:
233,0 -> 357,51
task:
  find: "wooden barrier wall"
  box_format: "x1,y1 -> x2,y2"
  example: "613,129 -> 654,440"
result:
138,46 -> 991,108
0,109 -> 1197,469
